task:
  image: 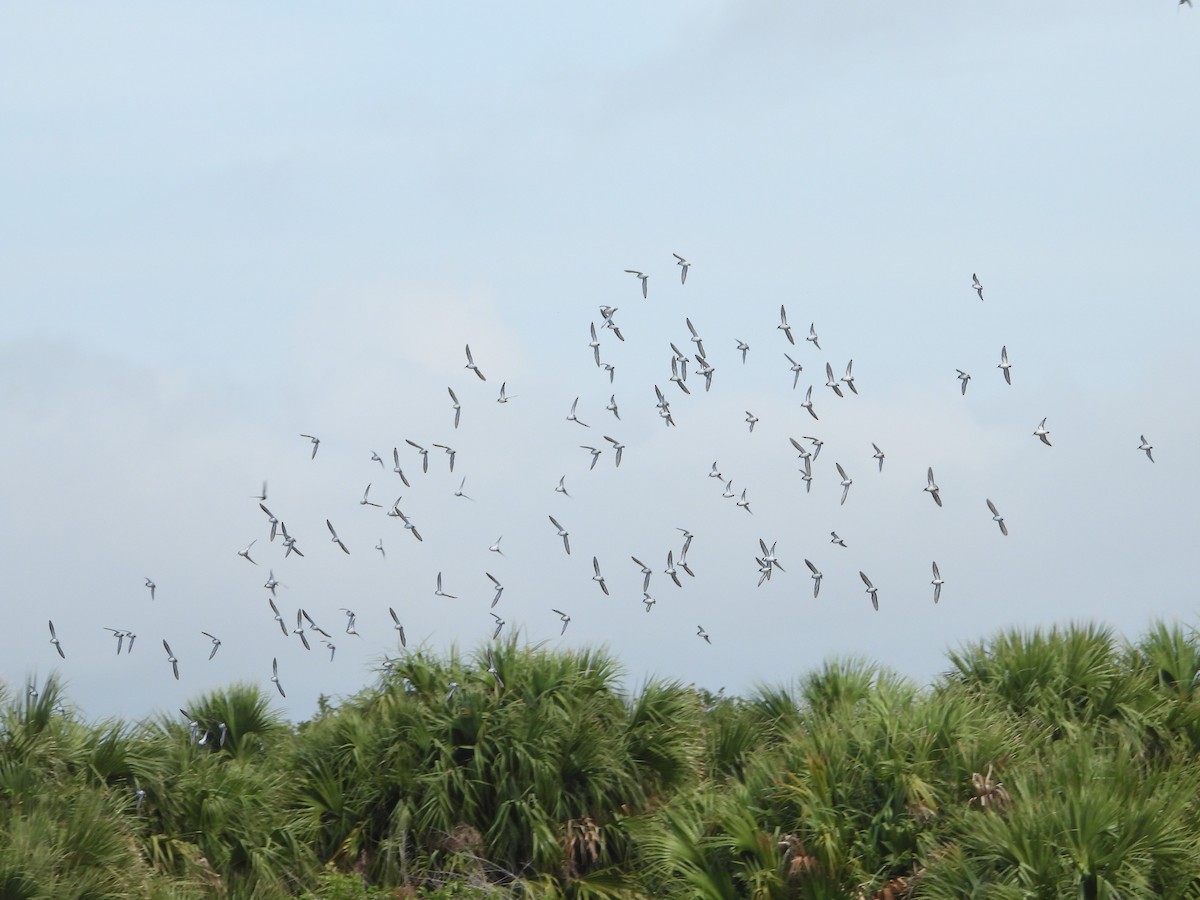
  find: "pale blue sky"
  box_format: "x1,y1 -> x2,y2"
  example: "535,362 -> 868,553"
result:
2,3 -> 1197,720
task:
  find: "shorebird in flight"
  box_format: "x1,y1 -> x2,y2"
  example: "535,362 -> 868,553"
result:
300,434 -> 320,458
722,479 -> 736,499
490,612 -> 505,639
322,640 -> 336,662
445,681 -> 460,702
143,577 -> 156,600
860,571 -> 880,611
925,467 -> 943,507
987,499 -> 1008,536
872,443 -> 885,472
552,609 -> 571,635
464,344 -> 487,381
972,273 -> 985,301
497,381 -> 514,403
670,356 -> 690,395
238,540 -> 258,565
201,632 -> 221,660
405,439 -> 430,473
1033,417 -> 1052,447
567,397 -> 590,428
624,269 -> 648,298
736,339 -> 749,363
259,503 -> 279,541
709,461 -> 724,480
432,443 -> 457,472
292,611 -> 312,651
589,322 -> 602,367
163,640 -> 180,680
447,387 -> 461,428
841,360 -> 858,395
825,362 -> 844,398
48,620 -> 65,658
269,598 -> 288,636
592,556 -> 609,595
785,353 -> 804,389
375,540 -> 385,557
799,457 -> 813,493
778,305 -> 795,345
434,572 -> 457,599
549,515 -> 571,554
956,369 -> 972,395
264,570 -> 279,595
694,354 -> 715,392
836,462 -> 853,506
805,559 -> 823,597
686,317 -> 705,357
486,649 -> 504,687
392,448 -> 412,486
665,551 -> 682,587
1139,435 -> 1155,462
806,323 -> 821,350
581,445 -> 602,470
642,593 -> 656,612
271,658 -> 285,697
745,411 -> 758,433
673,252 -> 690,283
679,527 -> 694,558
931,562 -> 944,604
998,346 -> 1012,385
253,480 -> 268,501
360,483 -> 382,508
280,522 -> 304,558
604,435 -> 625,467
632,556 -> 653,592
737,488 -> 753,514
371,451 -> 384,468
326,520 -> 350,554
396,508 -> 423,542
554,475 -> 570,498
489,536 -> 504,556
603,362 -> 616,383
697,625 -> 711,644
830,531 -> 847,548
487,573 -> 503,608
389,607 -> 407,647
606,394 -> 620,420
804,435 -> 824,461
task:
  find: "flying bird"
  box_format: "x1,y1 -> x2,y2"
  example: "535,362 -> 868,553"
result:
497,381 -> 514,403
592,556 -> 609,595
162,640 -> 179,680
581,445 -> 602,470
549,515 -> 571,554
998,346 -> 1012,385
268,598 -> 287,636
464,344 -> 487,381
392,448 -> 412,486
371,451 -> 384,468
201,631 -> 221,660
665,551 -> 682,587
801,386 -> 819,420
632,556 -> 653,592
375,540 -> 385,557
642,593 -> 657,612
1033,417 -> 1052,447
806,323 -> 821,350
872,443 -> 885,472
987,499 -> 1008,536
697,625 -> 711,644
825,362 -> 844,398
778,305 -> 795,345
389,607 -> 407,647
785,353 -> 804,389
448,387 -> 461,428
972,273 -> 985,301
686,317 -> 705,357
432,443 -> 457,472
836,462 -> 853,506
238,540 -> 258,565
745,411 -> 758,433
253,481 -> 268,501
737,488 -> 753,514
48,620 -> 65,658
360,483 -> 382,508
956,369 -> 972,395
804,559 -> 823,598
271,657 -> 285,697
144,578 -> 156,600
860,571 -> 880,611
1139,435 -> 1154,462
326,520 -> 350,554
454,476 -> 473,500
672,252 -> 690,284
552,609 -> 571,635
736,339 -> 749,363
606,394 -> 620,420
300,434 -> 320,459
434,572 -> 457,599
487,573 -> 504,608
931,562 -> 944,604
489,536 -> 504,556
490,612 -> 505,639
567,397 -> 590,428
925,467 -> 943,507
259,503 -> 279,541
604,435 -> 625,467
830,531 -> 847,548
589,322 -> 602,367
624,269 -> 648,298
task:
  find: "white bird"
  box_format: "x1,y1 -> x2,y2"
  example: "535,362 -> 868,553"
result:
253,480 -> 268,501
679,527 -> 695,558
464,344 -> 487,381
396,509 -> 423,542
375,540 -> 385,557
549,515 -> 571,554
360,483 -> 382,508
632,556 -> 653,592
392,448 -> 412,486
292,610 -> 311,651
987,499 -> 1008,536
709,461 -> 723,480
490,612 -> 505,640
264,570 -> 280,595
799,458 -> 813,493
736,339 -> 749,363
722,479 -> 736,499
389,607 -> 407,647
48,620 -> 65,659
486,650 -> 504,687
497,381 -> 514,403
697,625 -> 711,644
326,519 -> 350,554
280,522 -> 304,558
592,556 -> 609,595
665,551 -> 682,587
642,593 -> 656,612
860,571 -> 879,611
581,445 -> 602,470
144,577 -> 156,600
841,360 -> 858,395
454,477 -> 473,500
300,434 -> 320,459
604,435 -> 625,467
806,323 -> 821,350
163,640 -> 179,680
487,573 -> 504,608
268,598 -> 287,636
238,540 -> 258,565
925,467 -> 943,507
489,536 -> 504,556
434,572 -> 457,599
201,631 -> 221,660
603,362 -> 616,383
432,443 -> 457,472
801,386 -> 819,421
830,531 -> 847,548
825,362 -> 844,398
686,317 -> 705,357
405,439 -> 430,473
670,356 -> 691,395
737,488 -> 753,514
778,305 -> 795,345
448,387 -> 462,428
1033,417 -> 1052,447
758,538 -> 783,573
785,353 -> 804,389
589,322 -> 602,367
956,369 -> 971,395
624,269 -> 648,298
804,436 -> 824,461
322,640 -> 336,662
1139,435 -> 1155,462
259,502 -> 279,541
371,451 -> 384,468
836,462 -> 853,506
972,273 -> 985,301
872,443 -> 885,472
673,252 -> 690,284
271,657 -> 285,697
745,411 -> 758,433
445,681 -> 460,702
552,608 -> 571,635
567,397 -> 590,428
998,346 -> 1012,385
931,562 -> 944,604
555,475 -> 570,497
804,559 -> 822,597
606,394 -> 620,420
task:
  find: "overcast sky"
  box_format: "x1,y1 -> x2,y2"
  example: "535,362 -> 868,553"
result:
2,2 -> 1197,722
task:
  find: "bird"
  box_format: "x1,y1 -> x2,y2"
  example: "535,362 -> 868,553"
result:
396,508 -> 423,542
931,562 -> 944,604
806,323 -> 821,350
804,435 -> 824,461
589,322 -> 602,367
642,593 -> 657,612
604,435 -> 625,467
371,451 -> 385,468
292,611 -> 312,651
490,612 -> 505,640
799,457 -> 813,493
686,318 -> 705,357
464,344 -> 487,381
581,445 -> 602,470
709,461 -> 723,481
548,515 -> 571,554
322,640 -> 336,662
552,609 -> 571,635
268,598 -> 288,636
722,479 -> 736,499
825,362 -> 844,398
679,527 -> 695,558
801,386 -> 819,421
836,462 -> 853,506
201,631 -> 221,660
632,556 -> 653,592
497,381 -> 514,403
392,448 -> 412,486
360,483 -> 382,508
830,531 -> 847,548
489,536 -> 504,556
602,362 -> 617,383
238,540 -> 258,565
487,573 -> 504,608
670,356 -> 691,395
432,443 -> 457,472
326,520 -> 350,554
785,353 -> 804,389
48,620 -> 65,658
592,556 -> 609,595
987,499 -> 1009,536
135,788 -> 146,814
758,538 -> 783,573
1033,417 -> 1052,447
270,657 -> 285,697
300,434 -> 320,458
1139,435 -> 1155,463
567,397 -> 590,428
737,488 -> 753,514
486,649 -> 504,687
804,559 -> 823,598
925,467 -> 943,507
105,627 -> 131,655
264,570 -> 280,595
665,551 -> 682,587
745,411 -> 758,433
252,480 -> 268,501
672,252 -> 690,284
972,273 -> 985,301
389,607 -> 407,648
860,571 -> 880,611
434,572 -> 457,599
778,305 -> 795,344
259,503 -> 279,541
956,369 -> 971,395
448,387 -> 462,428
445,681 -> 460,702
454,476 -> 473,500
606,394 -> 620,420
375,540 -> 385,557
872,443 -> 885,472
162,640 -> 179,680
841,360 -> 858,395
998,346 -> 1012,385
144,578 -> 156,600
280,523 -> 304,558
624,269 -> 648,298
736,339 -> 750,363
697,625 -> 711,644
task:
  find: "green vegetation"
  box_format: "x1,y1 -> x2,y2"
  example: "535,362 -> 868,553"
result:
5,623 -> 1200,897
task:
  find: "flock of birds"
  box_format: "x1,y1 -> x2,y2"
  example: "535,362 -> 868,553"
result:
29,254 -> 1162,722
